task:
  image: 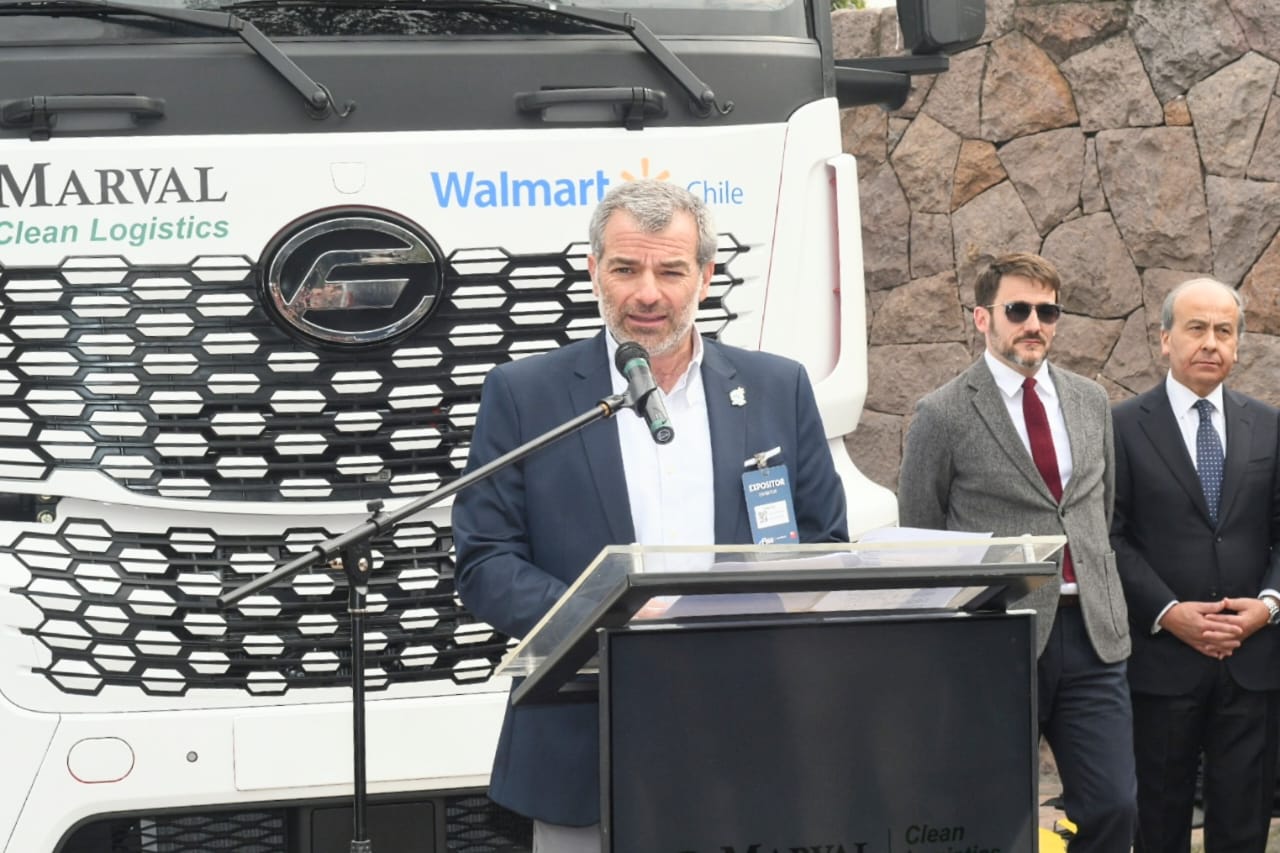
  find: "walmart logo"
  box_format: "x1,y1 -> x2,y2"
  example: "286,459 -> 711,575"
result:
429,170 -> 611,208
428,160 -> 745,209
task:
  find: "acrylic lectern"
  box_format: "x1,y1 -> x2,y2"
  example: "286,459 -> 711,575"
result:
496,535 -> 1063,853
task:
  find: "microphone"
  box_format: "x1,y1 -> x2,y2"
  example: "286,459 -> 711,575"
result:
614,341 -> 675,445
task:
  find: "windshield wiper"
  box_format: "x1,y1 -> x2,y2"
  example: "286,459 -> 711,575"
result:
0,0 -> 354,118
225,0 -> 732,117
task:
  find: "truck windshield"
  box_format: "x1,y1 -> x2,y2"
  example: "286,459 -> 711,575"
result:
0,0 -> 809,39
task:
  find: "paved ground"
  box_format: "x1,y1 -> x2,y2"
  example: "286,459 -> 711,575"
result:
1037,742 -> 1280,852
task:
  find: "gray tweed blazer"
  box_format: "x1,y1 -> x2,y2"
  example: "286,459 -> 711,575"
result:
898,358 -> 1131,663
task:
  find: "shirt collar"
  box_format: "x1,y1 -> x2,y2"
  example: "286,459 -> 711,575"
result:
604,330 -> 704,395
1165,372 -> 1224,416
983,350 -> 1057,402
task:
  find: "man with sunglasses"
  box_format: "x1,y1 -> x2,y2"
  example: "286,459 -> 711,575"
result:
1110,278 -> 1280,853
899,252 -> 1136,852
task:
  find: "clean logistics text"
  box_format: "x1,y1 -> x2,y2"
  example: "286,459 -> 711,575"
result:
0,216 -> 230,247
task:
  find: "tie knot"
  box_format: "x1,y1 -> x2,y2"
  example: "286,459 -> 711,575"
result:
1023,377 -> 1037,392
1195,398 -> 1214,420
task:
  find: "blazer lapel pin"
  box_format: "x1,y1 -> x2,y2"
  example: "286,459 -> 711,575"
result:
729,386 -> 747,407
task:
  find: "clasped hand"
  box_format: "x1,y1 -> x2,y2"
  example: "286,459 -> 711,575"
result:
1158,597 -> 1270,660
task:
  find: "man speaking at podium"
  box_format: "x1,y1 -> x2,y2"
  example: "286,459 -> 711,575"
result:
452,179 -> 848,852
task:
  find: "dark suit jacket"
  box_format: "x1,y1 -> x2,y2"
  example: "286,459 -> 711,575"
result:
1111,383 -> 1280,695
452,332 -> 848,825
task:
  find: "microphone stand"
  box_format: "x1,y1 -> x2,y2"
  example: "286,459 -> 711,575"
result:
219,391 -> 631,853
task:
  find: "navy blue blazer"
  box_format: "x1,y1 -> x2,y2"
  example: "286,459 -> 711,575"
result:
1111,383 -> 1280,695
452,332 -> 848,825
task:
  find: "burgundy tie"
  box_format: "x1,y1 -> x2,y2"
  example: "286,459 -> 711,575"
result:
1022,377 -> 1076,584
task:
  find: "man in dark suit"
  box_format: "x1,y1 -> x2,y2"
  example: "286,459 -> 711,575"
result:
452,179 -> 848,852
1111,277 -> 1280,853
898,252 -> 1136,852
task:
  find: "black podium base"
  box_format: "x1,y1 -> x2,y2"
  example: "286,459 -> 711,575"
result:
601,611 -> 1037,853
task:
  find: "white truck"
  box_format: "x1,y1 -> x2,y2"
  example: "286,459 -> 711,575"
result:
0,0 -> 980,849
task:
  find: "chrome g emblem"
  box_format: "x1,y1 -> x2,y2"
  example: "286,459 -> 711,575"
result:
263,211 -> 443,345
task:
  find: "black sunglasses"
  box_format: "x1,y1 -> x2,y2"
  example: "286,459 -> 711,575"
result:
984,301 -> 1063,324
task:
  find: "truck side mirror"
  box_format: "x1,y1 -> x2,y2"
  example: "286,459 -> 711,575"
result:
834,0 -> 985,108
896,0 -> 985,56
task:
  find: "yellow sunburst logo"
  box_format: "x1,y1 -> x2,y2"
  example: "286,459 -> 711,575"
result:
620,158 -> 670,182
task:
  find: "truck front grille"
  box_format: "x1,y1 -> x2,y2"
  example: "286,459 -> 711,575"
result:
8,514 -> 498,695
56,794 -> 531,853
0,240 -> 742,502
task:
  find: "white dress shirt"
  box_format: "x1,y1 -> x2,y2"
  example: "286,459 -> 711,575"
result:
1150,374 -> 1227,631
1165,373 -> 1226,468
984,351 -> 1074,488
605,333 -> 715,574
984,351 -> 1076,593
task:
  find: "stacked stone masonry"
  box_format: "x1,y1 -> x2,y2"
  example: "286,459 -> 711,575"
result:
838,0 -> 1280,494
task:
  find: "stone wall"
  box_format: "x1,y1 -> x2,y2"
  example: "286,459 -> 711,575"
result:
837,0 -> 1280,495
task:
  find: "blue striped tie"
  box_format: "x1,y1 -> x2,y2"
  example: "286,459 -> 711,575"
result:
1194,398 -> 1224,524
